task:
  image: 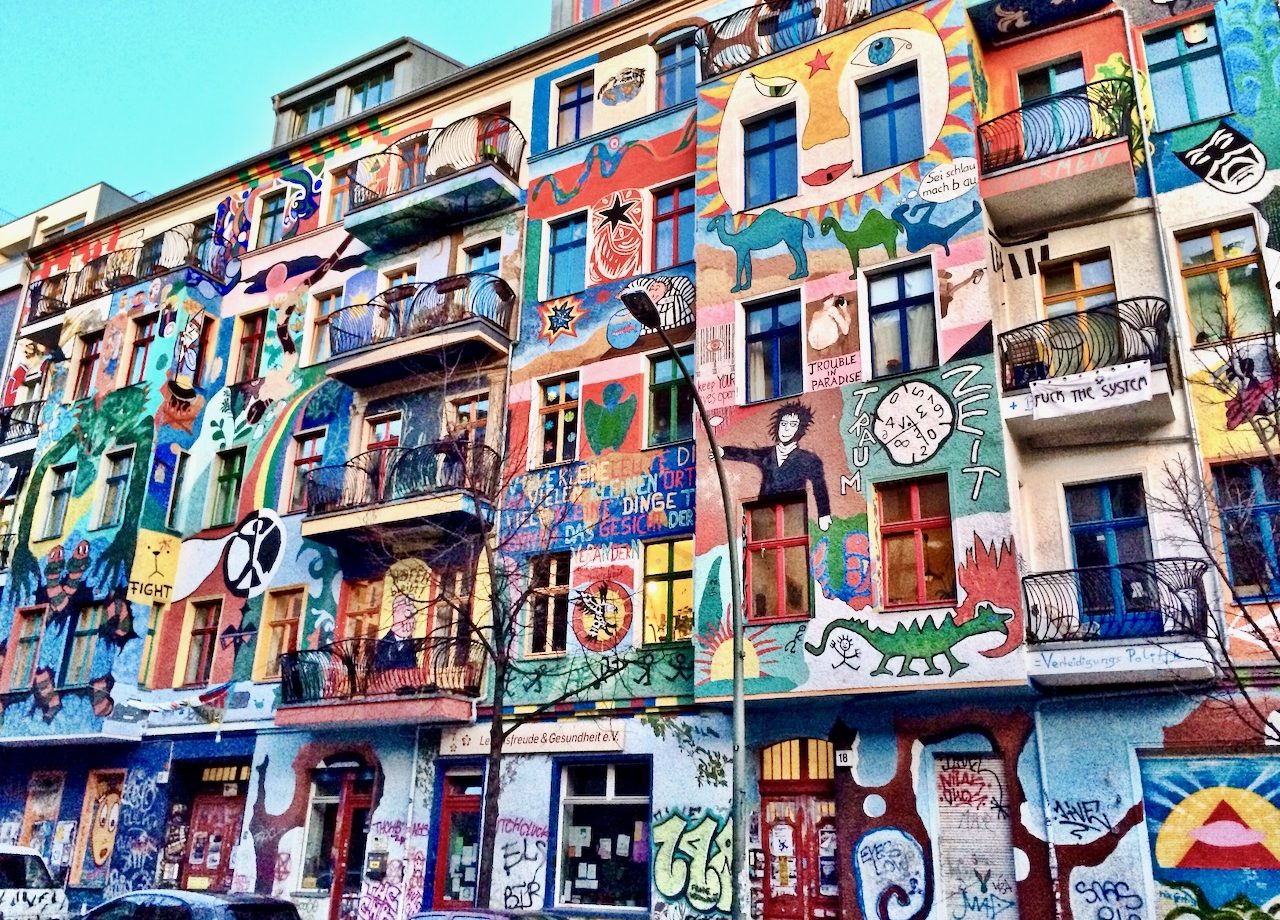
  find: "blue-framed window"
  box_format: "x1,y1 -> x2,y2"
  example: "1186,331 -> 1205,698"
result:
745,293 -> 803,402
744,109 -> 797,208
466,239 -> 502,276
557,75 -> 595,145
859,64 -> 924,173
1065,477 -> 1159,636
868,262 -> 936,377
1144,17 -> 1230,130
656,34 -> 698,109
547,214 -> 588,298
553,760 -> 651,909
1214,461 -> 1280,598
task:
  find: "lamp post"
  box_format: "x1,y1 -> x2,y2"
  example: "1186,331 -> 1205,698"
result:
621,290 -> 747,918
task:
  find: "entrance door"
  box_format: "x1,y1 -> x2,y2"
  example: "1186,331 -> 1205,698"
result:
432,771 -> 483,909
329,775 -> 373,920
181,791 -> 245,892
759,739 -> 839,920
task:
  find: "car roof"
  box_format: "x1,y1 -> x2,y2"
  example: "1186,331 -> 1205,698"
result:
0,846 -> 44,858
411,913 -> 558,919
117,892 -> 295,907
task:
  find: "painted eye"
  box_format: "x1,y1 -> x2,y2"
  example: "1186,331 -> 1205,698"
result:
750,73 -> 796,98
851,35 -> 913,68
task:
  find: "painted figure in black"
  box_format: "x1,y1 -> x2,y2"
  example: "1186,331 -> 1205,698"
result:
720,401 -> 832,531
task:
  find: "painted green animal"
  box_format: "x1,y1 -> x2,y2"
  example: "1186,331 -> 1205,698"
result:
805,603 -> 1011,677
820,211 -> 902,278
708,209 -> 812,293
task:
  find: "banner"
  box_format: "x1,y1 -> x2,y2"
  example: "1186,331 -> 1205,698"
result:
1030,360 -> 1152,420
441,718 -> 626,755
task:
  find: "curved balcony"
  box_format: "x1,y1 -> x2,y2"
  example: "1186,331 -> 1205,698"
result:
25,273 -> 72,324
324,273 -> 515,385
72,248 -> 141,304
345,114 -> 526,250
978,79 -> 1134,173
695,0 -> 882,79
0,399 -> 45,446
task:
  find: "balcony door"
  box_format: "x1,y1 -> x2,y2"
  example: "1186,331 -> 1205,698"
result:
363,412 -> 402,503
1019,56 -> 1085,160
1065,477 -> 1159,636
759,739 -> 839,920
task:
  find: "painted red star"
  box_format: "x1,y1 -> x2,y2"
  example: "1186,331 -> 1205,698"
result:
806,48 -> 832,77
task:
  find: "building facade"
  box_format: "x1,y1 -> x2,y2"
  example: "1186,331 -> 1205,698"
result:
1,0 -> 1279,918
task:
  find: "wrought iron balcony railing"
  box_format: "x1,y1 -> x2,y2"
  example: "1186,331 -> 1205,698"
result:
977,79 -> 1135,173
72,248 -> 142,304
998,296 -> 1170,392
327,272 -> 515,357
279,635 -> 483,705
26,273 -> 72,323
1024,557 -> 1210,643
305,442 -> 502,516
348,114 -> 526,213
136,222 -> 238,285
696,0 -> 881,79
0,399 -> 44,445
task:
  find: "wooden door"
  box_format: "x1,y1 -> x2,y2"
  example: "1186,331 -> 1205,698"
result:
432,772 -> 483,909
181,790 -> 245,892
761,796 -> 838,920
328,776 -> 373,920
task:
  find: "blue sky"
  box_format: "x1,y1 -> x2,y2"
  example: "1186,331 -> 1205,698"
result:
0,0 -> 552,220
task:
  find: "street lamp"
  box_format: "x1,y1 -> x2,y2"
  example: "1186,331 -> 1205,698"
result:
620,290 -> 748,918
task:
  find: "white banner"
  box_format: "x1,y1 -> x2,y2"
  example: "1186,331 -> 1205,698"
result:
1030,360 -> 1152,419
440,718 -> 626,756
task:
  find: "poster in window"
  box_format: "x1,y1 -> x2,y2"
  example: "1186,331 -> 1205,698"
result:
73,769 -> 126,888
21,771 -> 65,862
818,823 -> 838,897
768,822 -> 797,896
206,833 -> 223,870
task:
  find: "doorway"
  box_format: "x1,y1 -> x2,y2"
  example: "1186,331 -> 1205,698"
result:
759,739 -> 839,920
301,760 -> 377,920
432,770 -> 483,909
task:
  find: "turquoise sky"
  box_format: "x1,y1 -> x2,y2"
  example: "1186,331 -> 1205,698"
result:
0,0 -> 552,219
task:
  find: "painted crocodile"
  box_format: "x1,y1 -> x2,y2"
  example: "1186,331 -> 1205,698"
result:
804,603 -> 1012,677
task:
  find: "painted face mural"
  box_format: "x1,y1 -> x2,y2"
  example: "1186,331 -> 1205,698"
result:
91,787 -> 122,866
714,10 -> 950,213
1177,122 -> 1267,195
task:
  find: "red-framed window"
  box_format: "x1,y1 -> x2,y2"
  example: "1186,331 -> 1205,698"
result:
235,311 -> 267,383
877,476 -> 956,608
366,413 -> 402,451
183,599 -> 221,687
652,179 -> 695,271
73,332 -> 103,400
7,606 -> 46,690
126,315 -> 157,385
479,115 -> 511,160
745,496 -> 810,622
340,579 -> 384,641
289,428 -> 327,512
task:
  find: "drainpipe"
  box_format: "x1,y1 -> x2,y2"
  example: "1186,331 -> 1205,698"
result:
400,725 -> 423,920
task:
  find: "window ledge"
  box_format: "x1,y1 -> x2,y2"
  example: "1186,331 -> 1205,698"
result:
879,600 -> 959,614
1151,110 -> 1236,136
644,437 -> 694,452
746,614 -> 812,626
640,639 -> 694,651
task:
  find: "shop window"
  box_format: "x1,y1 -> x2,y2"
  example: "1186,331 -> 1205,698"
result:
1144,17 -> 1230,130
126,314 -> 157,386
41,463 -> 75,539
745,293 -> 803,402
258,587 -> 305,681
557,75 -> 595,145
746,497 -> 811,621
1214,461 -> 1280,599
63,604 -> 105,687
858,64 -> 923,172
256,192 -> 288,248
547,213 -> 588,298
210,448 -> 245,527
181,599 -> 221,687
8,607 -> 46,690
72,332 -> 102,400
744,108 -> 797,208
96,449 -> 133,528
434,771 -> 483,906
648,347 -> 694,445
288,429 -> 327,513
529,552 -> 571,655
877,476 -> 955,608
1178,222 -> 1270,344
868,261 -> 936,377
652,179 -> 695,270
540,375 -> 580,465
234,311 -> 268,382
643,539 -> 693,644
555,762 -> 650,909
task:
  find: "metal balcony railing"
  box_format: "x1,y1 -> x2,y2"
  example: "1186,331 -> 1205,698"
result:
26,273 -> 72,323
305,442 -> 502,516
977,79 -> 1136,173
327,272 -> 515,357
695,0 -> 877,79
1024,558 -> 1210,643
348,114 -> 526,213
279,635 -> 483,704
998,296 -> 1170,392
0,400 -> 44,445
72,248 -> 141,304
135,222 -> 238,285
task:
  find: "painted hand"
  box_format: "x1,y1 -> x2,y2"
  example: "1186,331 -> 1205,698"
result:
818,515 -> 831,532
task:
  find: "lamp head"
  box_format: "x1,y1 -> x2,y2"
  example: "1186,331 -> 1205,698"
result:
620,290 -> 661,330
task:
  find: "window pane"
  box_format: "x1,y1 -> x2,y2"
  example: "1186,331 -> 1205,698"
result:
644,581 -> 671,643
1227,265 -> 1271,337
750,549 -> 779,618
1110,478 -> 1148,519
750,505 -> 776,540
1150,67 -> 1190,127
1186,272 -> 1226,340
922,526 -> 955,600
645,541 -> 670,575
905,302 -> 937,370
1145,32 -> 1179,65
1178,232 -> 1215,267
1042,263 -> 1076,297
871,311 -> 904,376
1220,225 -> 1259,258
783,544 -> 809,613
1066,486 -> 1104,523
918,479 -> 950,519
883,533 -> 919,605
880,484 -> 912,523
1187,54 -> 1230,119
1079,256 -> 1114,289
614,763 -> 649,796
567,765 -> 607,797
782,500 -> 806,537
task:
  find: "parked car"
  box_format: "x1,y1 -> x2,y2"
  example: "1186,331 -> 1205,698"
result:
0,846 -> 67,920
85,892 -> 299,920
414,912 -> 559,920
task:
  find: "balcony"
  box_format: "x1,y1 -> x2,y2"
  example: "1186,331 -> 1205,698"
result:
1024,558 -> 1217,685
25,274 -> 72,325
344,114 -> 525,251
301,442 -> 501,543
275,636 -> 483,727
999,297 -> 1175,443
325,272 -> 515,386
0,400 -> 44,447
977,80 -> 1137,231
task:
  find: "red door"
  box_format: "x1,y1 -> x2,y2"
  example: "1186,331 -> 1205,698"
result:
761,797 -> 838,920
329,773 -> 374,920
181,791 -> 245,892
432,771 -> 483,909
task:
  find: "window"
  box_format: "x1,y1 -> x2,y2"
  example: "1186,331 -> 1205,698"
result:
182,600 -> 221,686
342,580 -> 384,640
868,261 -> 937,377
289,429 -> 327,512
385,266 -> 416,290
652,179 -> 695,270
9,607 -> 45,690
166,451 -> 189,530
1019,56 -> 1085,103
744,109 -> 797,208
312,290 -> 342,363
192,216 -> 217,273
656,34 -> 698,108
296,94 -> 336,136
643,539 -> 693,643
1042,251 -> 1115,316
256,192 -> 288,248
63,604 -> 105,686
547,213 -> 588,298
745,294 -> 803,402
328,167 -> 352,223
40,217 -> 85,243
235,311 -> 268,382
649,347 -> 694,445
529,553 -> 570,655
466,240 -> 501,276
1064,477 -> 1156,631
138,234 -> 165,278
126,315 -> 157,386
366,413 -> 402,450
258,588 -> 304,680
1178,222 -> 1270,343
211,448 -> 246,527
350,67 -> 394,115
746,497 -> 810,621
540,376 -> 580,465
859,65 -> 924,172
402,135 -> 433,191
450,393 -> 490,446
1145,18 -> 1230,130
97,449 -> 133,528
1214,462 -> 1280,599
72,332 -> 102,400
42,464 -> 75,539
557,75 -> 595,145
555,762 -> 650,909
878,477 -> 955,607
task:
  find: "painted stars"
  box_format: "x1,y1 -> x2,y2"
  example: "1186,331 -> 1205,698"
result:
805,47 -> 832,77
539,297 -> 586,343
596,192 -> 637,231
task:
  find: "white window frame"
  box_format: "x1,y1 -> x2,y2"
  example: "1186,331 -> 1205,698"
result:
553,761 -> 652,910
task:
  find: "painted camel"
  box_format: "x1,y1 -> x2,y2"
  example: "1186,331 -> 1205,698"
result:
820,211 -> 902,277
708,209 -> 812,293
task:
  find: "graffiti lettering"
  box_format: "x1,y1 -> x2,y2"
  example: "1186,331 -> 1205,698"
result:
652,812 -> 732,913
1072,879 -> 1143,920
495,817 -> 549,839
852,827 -> 928,920
1050,800 -> 1114,840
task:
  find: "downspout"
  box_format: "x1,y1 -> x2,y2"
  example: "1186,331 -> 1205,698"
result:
400,725 -> 423,920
